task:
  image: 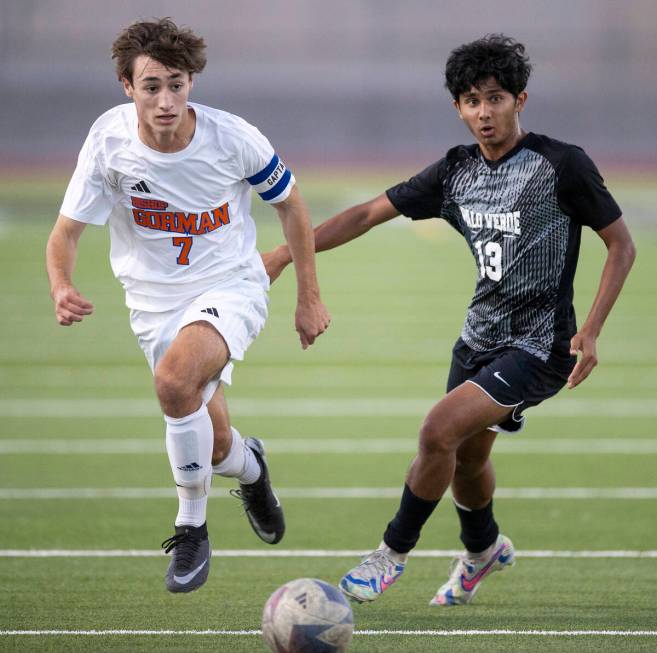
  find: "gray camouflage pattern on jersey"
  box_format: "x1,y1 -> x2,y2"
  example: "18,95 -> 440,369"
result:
442,148 -> 569,362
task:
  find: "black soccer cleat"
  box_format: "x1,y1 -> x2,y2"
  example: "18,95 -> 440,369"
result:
231,437 -> 285,544
161,522 -> 211,593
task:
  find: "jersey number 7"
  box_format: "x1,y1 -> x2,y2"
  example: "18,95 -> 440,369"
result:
172,237 -> 193,265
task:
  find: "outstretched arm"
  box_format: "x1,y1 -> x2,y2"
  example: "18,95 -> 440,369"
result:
263,192 -> 400,282
273,186 -> 331,349
46,214 -> 94,326
568,216 -> 636,388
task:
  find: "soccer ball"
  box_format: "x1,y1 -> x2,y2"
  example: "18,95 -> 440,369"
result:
262,578 -> 354,652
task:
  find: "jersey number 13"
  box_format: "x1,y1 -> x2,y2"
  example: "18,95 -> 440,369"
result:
474,240 -> 502,282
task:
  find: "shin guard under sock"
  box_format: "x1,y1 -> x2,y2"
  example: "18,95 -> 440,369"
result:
454,499 -> 499,554
383,484 -> 439,554
165,403 -> 213,527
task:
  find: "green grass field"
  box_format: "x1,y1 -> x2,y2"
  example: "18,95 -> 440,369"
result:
1,169 -> 656,652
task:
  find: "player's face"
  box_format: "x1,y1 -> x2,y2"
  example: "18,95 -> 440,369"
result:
454,77 -> 527,160
123,55 -> 193,148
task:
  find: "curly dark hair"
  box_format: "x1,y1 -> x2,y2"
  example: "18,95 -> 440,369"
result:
445,34 -> 531,100
111,17 -> 207,84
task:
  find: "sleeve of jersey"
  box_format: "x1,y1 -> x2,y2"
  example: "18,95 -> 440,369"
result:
246,153 -> 295,203
60,135 -> 116,226
385,159 -> 446,220
240,124 -> 295,203
556,147 -> 622,230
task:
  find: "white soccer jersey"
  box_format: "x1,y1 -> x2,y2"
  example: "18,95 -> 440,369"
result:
61,102 -> 295,311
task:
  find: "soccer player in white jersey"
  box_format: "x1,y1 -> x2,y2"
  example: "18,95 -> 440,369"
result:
264,35 -> 635,607
46,18 -> 330,593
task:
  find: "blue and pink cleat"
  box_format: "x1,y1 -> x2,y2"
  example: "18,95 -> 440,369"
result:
430,534 -> 515,606
339,534 -> 514,605
339,547 -> 406,603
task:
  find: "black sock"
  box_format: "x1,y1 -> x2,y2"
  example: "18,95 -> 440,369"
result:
382,484 -> 439,554
455,500 -> 499,553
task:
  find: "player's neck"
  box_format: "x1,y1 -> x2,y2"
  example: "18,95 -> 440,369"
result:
478,126 -> 527,162
138,107 -> 196,153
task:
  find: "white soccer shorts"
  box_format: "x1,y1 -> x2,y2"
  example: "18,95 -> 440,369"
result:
130,279 -> 268,402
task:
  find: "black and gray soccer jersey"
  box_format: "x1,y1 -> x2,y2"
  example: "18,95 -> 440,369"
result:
386,133 -> 621,361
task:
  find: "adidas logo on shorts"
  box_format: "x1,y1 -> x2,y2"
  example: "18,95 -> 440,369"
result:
200,307 -> 219,318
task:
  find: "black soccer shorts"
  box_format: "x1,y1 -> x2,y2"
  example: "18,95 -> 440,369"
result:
446,338 -> 576,433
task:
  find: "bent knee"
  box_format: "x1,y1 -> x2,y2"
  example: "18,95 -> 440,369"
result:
154,365 -> 201,415
418,419 -> 459,456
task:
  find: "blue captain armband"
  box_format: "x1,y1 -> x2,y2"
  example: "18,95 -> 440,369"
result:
246,154 -> 295,203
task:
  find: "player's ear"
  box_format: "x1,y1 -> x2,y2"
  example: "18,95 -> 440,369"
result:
122,77 -> 134,99
188,73 -> 194,90
515,91 -> 528,114
453,99 -> 463,120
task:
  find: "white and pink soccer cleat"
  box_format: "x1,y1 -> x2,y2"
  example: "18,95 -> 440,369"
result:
430,534 -> 515,606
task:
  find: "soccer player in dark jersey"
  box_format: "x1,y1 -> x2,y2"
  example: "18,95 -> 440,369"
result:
263,34 -> 635,606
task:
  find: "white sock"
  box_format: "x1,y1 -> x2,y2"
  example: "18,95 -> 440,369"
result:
165,403 -> 213,527
212,427 -> 261,485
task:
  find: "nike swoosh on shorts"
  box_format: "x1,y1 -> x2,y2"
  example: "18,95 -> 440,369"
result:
493,371 -> 511,387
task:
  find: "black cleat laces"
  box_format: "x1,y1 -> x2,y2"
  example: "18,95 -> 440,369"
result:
161,524 -> 207,569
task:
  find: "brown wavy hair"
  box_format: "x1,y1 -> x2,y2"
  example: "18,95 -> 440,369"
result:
111,17 -> 207,83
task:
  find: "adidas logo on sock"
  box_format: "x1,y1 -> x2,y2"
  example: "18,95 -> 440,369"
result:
131,180 -> 151,193
177,462 -> 202,472
200,307 -> 219,318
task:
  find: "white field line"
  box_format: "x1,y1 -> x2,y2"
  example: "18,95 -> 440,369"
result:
2,398 -> 657,418
1,487 -> 656,500
1,437 -> 656,455
1,549 -> 656,558
1,629 -> 656,637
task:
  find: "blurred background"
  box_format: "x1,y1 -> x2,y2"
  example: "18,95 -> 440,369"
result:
1,0 -> 655,409
1,3 -> 657,646
2,0 -> 657,169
